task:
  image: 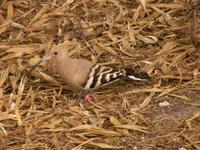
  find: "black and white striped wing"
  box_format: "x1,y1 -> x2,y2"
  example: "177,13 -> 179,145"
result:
81,64 -> 126,90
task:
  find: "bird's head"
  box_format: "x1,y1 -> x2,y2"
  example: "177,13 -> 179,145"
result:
28,41 -> 76,74
46,41 -> 76,61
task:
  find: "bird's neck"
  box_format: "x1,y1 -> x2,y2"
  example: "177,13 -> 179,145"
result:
56,55 -> 77,75
55,56 -> 77,85
57,55 -> 72,66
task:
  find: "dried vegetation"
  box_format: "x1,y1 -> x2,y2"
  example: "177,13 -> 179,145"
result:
0,0 -> 200,149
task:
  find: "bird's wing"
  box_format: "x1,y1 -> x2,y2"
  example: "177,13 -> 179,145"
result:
81,64 -> 126,90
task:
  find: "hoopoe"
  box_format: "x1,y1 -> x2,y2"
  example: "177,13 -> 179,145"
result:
29,41 -> 150,98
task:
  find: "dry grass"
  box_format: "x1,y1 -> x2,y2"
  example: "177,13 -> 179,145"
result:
0,0 -> 200,149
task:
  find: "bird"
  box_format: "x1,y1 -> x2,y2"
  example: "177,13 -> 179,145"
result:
28,41 -> 150,99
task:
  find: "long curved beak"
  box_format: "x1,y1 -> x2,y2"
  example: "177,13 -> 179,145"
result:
28,55 -> 51,75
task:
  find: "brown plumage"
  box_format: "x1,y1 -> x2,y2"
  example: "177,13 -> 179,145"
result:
29,41 -> 150,93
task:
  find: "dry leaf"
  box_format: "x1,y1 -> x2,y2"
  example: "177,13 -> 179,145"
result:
7,1 -> 13,20
70,137 -> 123,149
39,71 -> 60,85
40,118 -> 62,129
157,86 -> 177,98
0,68 -> 9,88
6,46 -> 36,54
110,116 -> 122,126
68,125 -> 122,136
115,124 -> 148,133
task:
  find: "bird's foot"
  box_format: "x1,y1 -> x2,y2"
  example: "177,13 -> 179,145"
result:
83,94 -> 93,102
76,91 -> 93,102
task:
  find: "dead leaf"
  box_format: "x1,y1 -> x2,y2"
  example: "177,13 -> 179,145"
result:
114,124 -> 148,133
67,125 -> 122,137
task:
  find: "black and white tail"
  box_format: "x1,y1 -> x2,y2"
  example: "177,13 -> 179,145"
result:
124,68 -> 150,81
82,64 -> 150,90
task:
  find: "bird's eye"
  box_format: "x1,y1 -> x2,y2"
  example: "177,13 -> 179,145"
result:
54,52 -> 58,55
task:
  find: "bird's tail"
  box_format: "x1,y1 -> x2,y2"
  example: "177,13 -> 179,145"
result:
124,68 -> 151,81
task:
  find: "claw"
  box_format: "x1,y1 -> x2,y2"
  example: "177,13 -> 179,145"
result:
83,94 -> 92,102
